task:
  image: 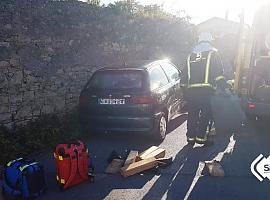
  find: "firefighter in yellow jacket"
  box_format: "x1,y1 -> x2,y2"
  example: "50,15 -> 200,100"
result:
182,33 -> 225,145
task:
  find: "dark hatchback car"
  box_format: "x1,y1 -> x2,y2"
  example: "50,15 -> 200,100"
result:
79,60 -> 184,140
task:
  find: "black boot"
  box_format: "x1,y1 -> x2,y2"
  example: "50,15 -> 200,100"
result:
195,136 -> 214,146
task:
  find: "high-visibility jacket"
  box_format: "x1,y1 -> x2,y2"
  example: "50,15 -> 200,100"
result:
182,49 -> 225,92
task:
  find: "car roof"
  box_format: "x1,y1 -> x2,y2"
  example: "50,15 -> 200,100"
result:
97,60 -> 167,72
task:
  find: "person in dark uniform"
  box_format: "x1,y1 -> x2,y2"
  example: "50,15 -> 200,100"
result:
182,32 -> 225,146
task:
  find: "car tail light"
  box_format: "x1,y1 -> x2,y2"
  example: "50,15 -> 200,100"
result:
131,96 -> 158,104
79,96 -> 88,105
248,103 -> 256,109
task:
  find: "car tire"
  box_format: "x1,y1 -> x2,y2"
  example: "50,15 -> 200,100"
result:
153,113 -> 167,141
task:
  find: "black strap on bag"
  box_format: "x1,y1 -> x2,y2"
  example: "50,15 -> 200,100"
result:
25,166 -> 46,195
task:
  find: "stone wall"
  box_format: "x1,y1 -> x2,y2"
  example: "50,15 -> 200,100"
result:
0,0 -> 194,126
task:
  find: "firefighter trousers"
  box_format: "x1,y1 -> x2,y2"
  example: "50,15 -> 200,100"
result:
186,91 -> 212,139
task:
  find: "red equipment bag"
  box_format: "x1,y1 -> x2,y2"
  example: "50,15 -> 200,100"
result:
54,140 -> 92,190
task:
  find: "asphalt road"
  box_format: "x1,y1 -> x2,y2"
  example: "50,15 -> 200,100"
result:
34,96 -> 270,200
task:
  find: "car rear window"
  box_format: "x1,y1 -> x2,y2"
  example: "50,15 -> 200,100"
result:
87,70 -> 144,91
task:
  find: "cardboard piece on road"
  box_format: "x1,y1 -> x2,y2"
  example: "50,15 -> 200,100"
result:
105,159 -> 124,174
205,160 -> 225,177
124,150 -> 139,166
120,157 -> 158,177
138,146 -> 165,160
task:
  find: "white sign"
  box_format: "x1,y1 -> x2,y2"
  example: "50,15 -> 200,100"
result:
98,98 -> 125,105
250,154 -> 270,181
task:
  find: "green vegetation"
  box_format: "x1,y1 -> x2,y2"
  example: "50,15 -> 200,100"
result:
0,109 -> 84,165
87,0 -> 101,6
107,0 -> 177,19
87,0 -> 190,20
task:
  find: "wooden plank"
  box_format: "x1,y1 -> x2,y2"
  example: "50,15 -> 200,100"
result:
138,147 -> 166,160
120,157 -> 158,177
138,146 -> 159,158
144,148 -> 165,160
124,150 -> 139,166
105,159 -> 124,174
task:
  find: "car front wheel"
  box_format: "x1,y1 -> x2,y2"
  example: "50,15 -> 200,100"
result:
153,113 -> 167,141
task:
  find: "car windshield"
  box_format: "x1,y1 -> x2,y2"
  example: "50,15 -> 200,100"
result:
87,70 -> 144,91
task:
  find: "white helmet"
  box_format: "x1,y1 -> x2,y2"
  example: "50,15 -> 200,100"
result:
193,32 -> 217,53
198,32 -> 214,43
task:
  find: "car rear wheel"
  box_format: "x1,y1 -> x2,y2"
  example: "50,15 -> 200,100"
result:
153,113 -> 167,141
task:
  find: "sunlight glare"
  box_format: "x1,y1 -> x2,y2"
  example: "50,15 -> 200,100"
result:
162,0 -> 269,24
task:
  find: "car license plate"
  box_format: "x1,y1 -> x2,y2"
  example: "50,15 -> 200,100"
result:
98,98 -> 125,105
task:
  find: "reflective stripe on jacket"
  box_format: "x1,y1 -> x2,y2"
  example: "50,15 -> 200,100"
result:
186,50 -> 224,89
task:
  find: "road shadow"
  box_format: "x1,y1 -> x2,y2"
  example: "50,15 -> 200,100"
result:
187,118 -> 270,200
142,96 -> 245,199
40,171 -> 156,200
142,130 -> 232,200
28,108 -> 252,200
218,116 -> 270,178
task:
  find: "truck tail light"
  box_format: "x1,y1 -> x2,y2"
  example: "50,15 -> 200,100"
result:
248,103 -> 256,109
